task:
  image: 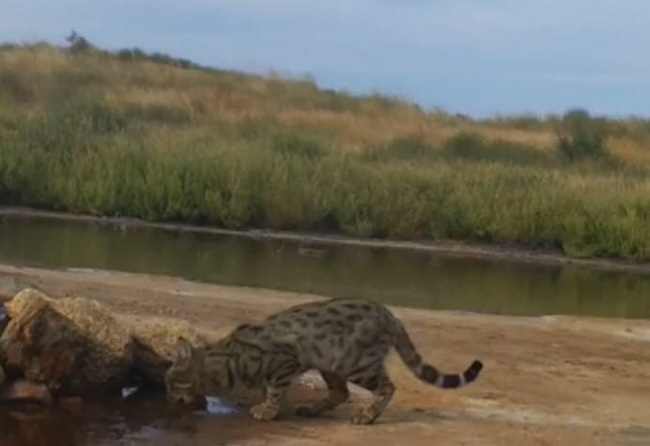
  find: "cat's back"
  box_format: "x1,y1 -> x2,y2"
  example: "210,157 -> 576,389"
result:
259,299 -> 395,365
266,298 -> 390,331
228,298 -> 395,370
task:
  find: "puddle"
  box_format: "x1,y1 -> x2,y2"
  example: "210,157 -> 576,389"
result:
0,388 -> 259,446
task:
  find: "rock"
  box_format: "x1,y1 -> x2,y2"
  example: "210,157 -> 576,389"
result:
0,288 -> 134,396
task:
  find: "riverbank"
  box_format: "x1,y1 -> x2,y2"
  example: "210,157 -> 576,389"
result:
2,43 -> 650,262
1,263 -> 649,445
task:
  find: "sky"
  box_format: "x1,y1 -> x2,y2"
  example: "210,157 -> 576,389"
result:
1,0 -> 649,118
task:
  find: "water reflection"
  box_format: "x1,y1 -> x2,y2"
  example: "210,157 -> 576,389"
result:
0,389 -> 245,446
0,406 -> 81,446
0,215 -> 650,318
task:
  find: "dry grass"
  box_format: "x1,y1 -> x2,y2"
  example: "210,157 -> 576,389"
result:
0,46 -> 565,147
2,43 -> 647,157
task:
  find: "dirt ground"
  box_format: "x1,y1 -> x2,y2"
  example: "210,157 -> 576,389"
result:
1,263 -> 650,446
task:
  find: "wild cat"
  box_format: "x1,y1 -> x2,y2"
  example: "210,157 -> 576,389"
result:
165,298 -> 483,425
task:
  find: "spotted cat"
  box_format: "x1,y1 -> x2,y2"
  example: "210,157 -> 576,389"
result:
165,298 -> 483,425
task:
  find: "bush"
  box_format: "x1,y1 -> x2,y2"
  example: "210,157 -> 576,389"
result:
0,71 -> 33,103
556,108 -> 608,161
442,132 -> 550,166
65,30 -> 94,53
269,130 -> 328,159
360,135 -> 435,163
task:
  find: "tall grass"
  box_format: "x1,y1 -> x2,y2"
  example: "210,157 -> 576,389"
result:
1,40 -> 650,260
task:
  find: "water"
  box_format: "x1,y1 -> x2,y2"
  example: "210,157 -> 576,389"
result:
1,214 -> 650,319
0,389 -> 262,446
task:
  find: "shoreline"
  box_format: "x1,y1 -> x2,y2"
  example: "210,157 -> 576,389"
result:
2,206 -> 650,276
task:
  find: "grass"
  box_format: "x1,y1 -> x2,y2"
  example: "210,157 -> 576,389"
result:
1,39 -> 650,261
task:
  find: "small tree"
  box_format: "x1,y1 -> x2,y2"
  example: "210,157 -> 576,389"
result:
65,30 -> 93,53
556,108 -> 608,161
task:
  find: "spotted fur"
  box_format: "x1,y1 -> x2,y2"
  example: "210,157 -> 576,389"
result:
165,298 -> 483,424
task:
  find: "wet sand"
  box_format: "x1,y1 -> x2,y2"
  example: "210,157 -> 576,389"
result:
1,263 -> 650,445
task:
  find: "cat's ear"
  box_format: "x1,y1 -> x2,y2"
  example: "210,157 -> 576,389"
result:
174,337 -> 194,364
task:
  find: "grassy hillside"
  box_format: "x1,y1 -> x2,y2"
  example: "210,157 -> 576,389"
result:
1,38 -> 650,260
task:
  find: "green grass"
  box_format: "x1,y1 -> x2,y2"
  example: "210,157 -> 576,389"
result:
1,40 -> 650,261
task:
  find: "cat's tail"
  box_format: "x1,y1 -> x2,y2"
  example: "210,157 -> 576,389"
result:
392,320 -> 483,388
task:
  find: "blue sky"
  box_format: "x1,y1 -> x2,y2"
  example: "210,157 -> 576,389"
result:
1,0 -> 648,118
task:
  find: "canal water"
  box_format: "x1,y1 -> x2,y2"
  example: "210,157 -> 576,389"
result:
0,213 -> 649,319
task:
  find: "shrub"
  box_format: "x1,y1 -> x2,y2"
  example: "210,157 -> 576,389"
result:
65,30 -> 94,53
556,108 -> 608,161
361,135 -> 435,163
442,132 -> 550,166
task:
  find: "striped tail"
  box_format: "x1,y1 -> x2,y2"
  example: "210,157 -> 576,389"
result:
393,321 -> 483,388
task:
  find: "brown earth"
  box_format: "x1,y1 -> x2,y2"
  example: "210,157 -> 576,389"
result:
0,262 -> 649,446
